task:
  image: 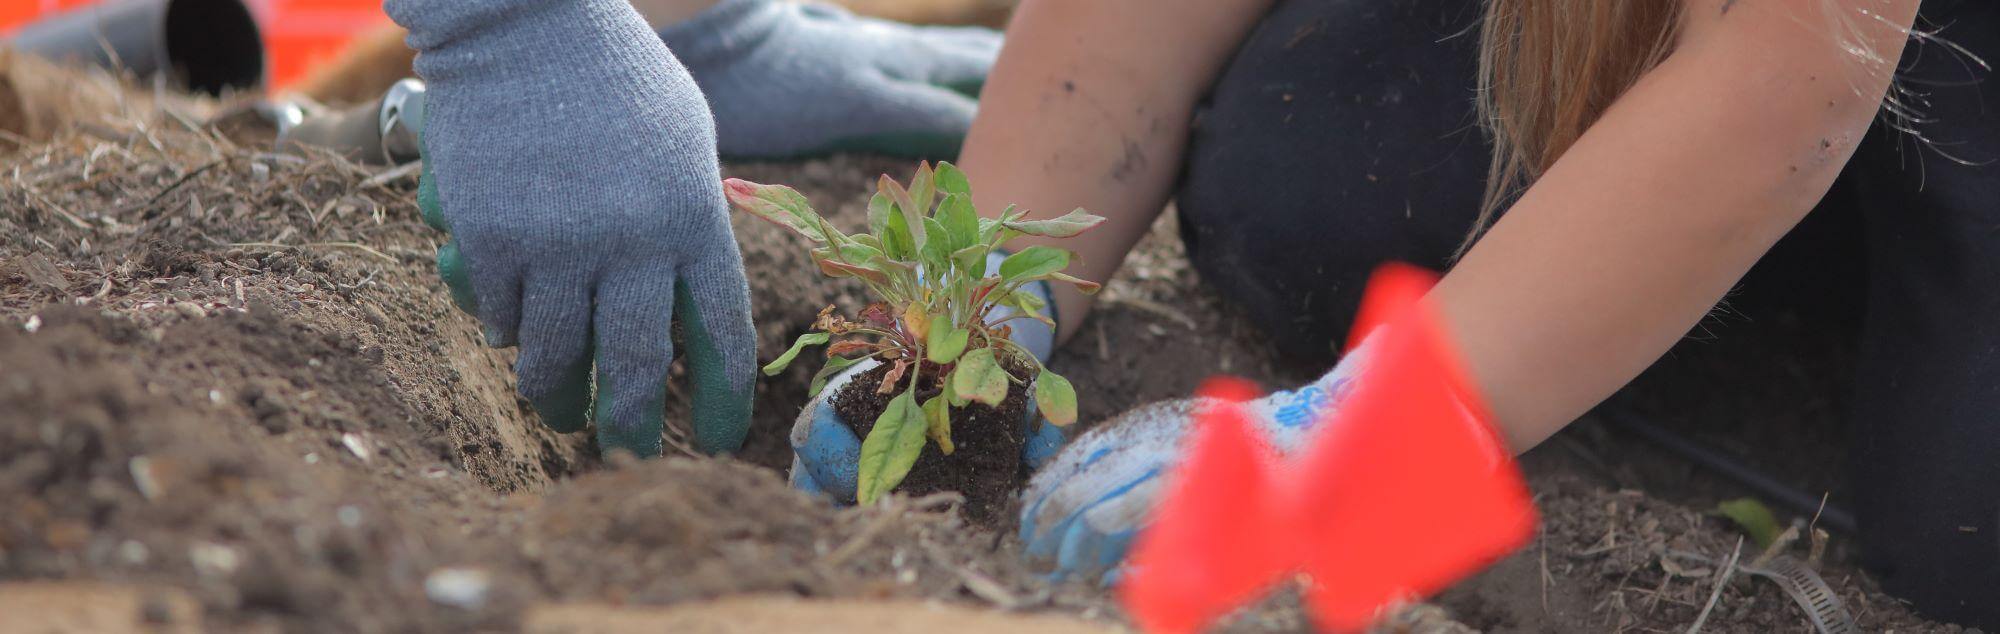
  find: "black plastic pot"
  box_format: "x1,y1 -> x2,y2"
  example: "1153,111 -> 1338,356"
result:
5,0 -> 264,95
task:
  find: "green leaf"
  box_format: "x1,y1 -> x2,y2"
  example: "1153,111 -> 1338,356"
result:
998,246 -> 1070,283
950,244 -> 988,277
808,355 -> 863,398
937,193 -> 980,252
1003,208 -> 1105,239
724,179 -> 826,242
813,250 -> 891,286
979,205 -> 1027,246
923,395 -> 954,455
1033,369 -> 1078,426
856,389 -> 928,505
880,175 -> 925,255
920,217 -> 953,274
882,213 -> 916,260
909,162 -> 937,220
1716,498 -> 1782,549
763,332 -> 830,375
943,368 -> 969,407
927,326 -> 969,364
835,242 -> 885,266
935,161 -> 971,196
866,192 -> 893,238
1004,289 -> 1052,324
953,348 -> 1009,407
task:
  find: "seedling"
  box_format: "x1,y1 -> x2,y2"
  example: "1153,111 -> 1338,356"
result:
726,162 -> 1105,505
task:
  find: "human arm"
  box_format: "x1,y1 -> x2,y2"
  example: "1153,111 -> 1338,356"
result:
1020,0 -> 1921,582
1434,0 -> 1920,450
956,0 -> 1275,342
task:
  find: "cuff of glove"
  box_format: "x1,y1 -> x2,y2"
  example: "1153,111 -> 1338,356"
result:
987,249 -> 1056,361
653,0 -> 785,69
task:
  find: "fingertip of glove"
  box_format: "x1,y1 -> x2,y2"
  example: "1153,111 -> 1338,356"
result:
435,241 -> 481,316
526,372 -> 593,434
417,162 -> 447,232
1022,419 -> 1067,472
593,393 -> 666,459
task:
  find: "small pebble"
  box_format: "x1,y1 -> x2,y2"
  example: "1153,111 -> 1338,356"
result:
337,505 -> 363,528
22,315 -> 41,333
341,433 -> 372,462
129,456 -> 164,501
424,567 -> 493,610
119,540 -> 150,565
189,542 -> 239,578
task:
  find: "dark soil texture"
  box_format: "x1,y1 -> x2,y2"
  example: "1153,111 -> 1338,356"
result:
833,359 -> 1029,525
0,56 -> 1969,633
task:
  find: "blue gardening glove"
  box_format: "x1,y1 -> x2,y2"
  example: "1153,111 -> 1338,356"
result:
655,0 -> 999,159
392,0 -> 757,457
1017,337 -> 1378,585
789,251 -> 1065,499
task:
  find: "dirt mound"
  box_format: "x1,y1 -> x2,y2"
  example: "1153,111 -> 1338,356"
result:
0,69 -> 1118,632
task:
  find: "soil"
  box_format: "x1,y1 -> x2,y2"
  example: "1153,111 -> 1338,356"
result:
0,55 -> 1970,633
833,358 -> 1030,525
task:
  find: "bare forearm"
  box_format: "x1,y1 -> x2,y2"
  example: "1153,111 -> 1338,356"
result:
1433,0 -> 1918,450
960,0 -> 1271,341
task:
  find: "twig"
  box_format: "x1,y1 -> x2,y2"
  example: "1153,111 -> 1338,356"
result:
1807,491 -> 1829,536
821,498 -> 906,568
1687,536 -> 1743,634
360,161 -> 422,189
1540,527 -> 1553,614
1750,520 -> 1802,570
230,242 -> 397,263
112,158 -> 228,215
26,189 -> 90,230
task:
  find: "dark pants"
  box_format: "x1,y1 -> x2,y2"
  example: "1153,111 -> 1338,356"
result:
1177,0 -> 2000,626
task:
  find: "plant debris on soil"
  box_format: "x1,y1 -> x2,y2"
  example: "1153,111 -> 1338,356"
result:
0,57 -> 1969,633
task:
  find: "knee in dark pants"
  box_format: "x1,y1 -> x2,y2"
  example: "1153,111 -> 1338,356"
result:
1842,0 -> 2000,623
1176,0 -> 1490,363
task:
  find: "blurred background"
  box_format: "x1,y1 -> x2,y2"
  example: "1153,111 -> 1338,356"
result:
0,0 -> 1015,104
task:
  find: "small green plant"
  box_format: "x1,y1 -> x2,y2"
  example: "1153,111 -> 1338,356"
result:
725,162 -> 1104,504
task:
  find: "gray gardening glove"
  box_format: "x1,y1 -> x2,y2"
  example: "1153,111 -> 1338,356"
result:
656,0 -> 1000,159
390,0 -> 757,457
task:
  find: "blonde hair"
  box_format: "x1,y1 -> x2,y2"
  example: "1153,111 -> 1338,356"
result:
1469,1 -> 1684,255
1468,1 -> 1978,256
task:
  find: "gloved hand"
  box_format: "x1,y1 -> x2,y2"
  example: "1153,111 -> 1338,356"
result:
1017,338 -> 1378,585
390,0 -> 757,457
655,0 -> 1000,159
789,251 -> 1065,499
